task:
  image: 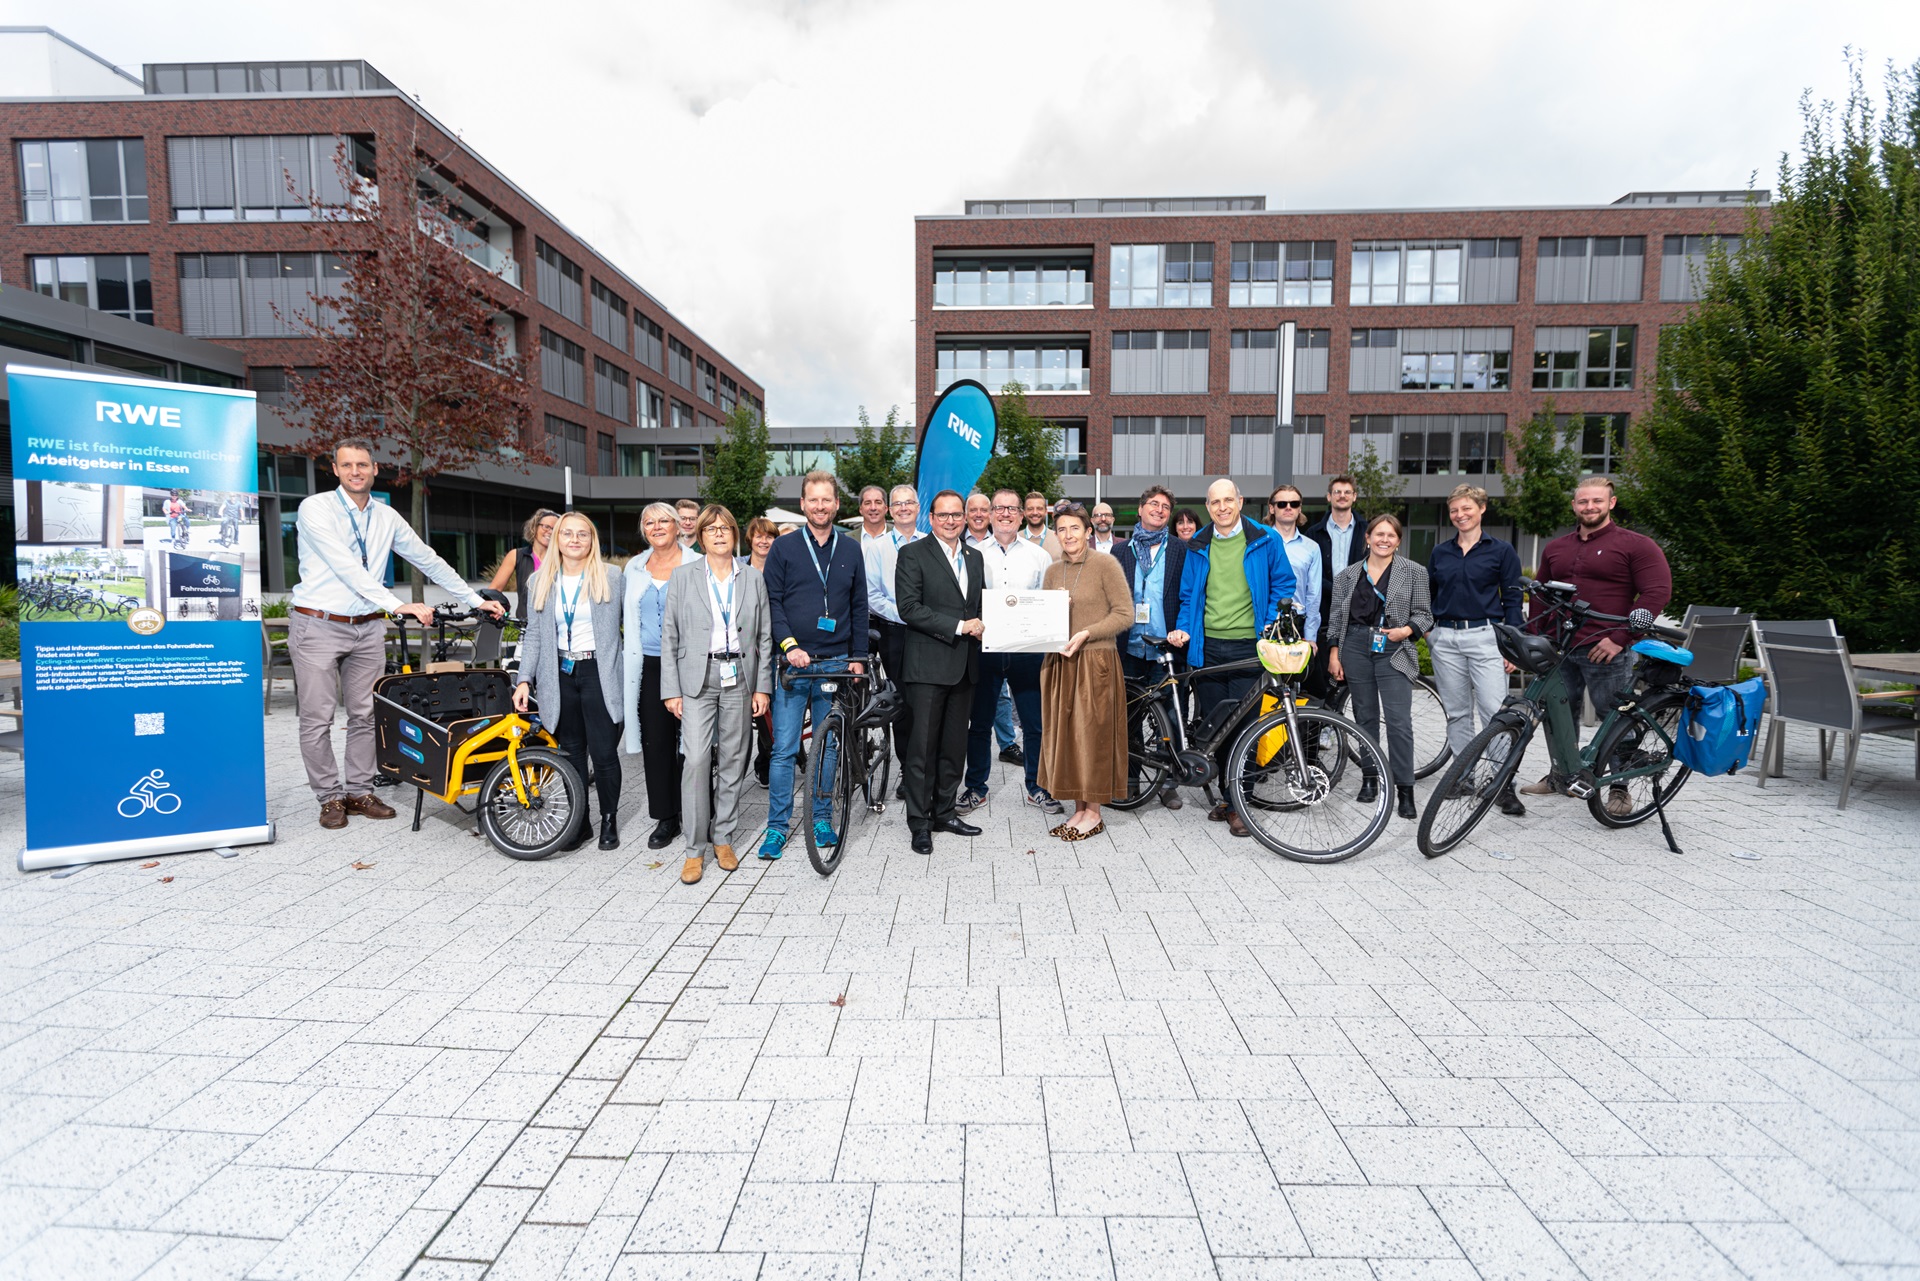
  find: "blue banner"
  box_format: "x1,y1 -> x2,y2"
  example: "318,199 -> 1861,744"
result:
9,365 -> 272,871
912,380 -> 998,534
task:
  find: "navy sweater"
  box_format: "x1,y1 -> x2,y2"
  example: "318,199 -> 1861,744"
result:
765,526 -> 870,661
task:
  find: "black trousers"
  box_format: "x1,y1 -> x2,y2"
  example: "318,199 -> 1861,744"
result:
874,618 -> 915,764
1194,636 -> 1260,772
636,654 -> 683,821
904,678 -> 974,829
556,657 -> 622,817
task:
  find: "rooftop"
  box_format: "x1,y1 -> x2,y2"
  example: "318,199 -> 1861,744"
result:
945,190 -> 1769,218
143,59 -> 396,95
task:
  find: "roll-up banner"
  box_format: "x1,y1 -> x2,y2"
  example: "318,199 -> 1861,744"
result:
9,365 -> 273,872
912,379 -> 998,535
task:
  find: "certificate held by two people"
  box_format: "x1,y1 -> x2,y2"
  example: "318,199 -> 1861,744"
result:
983,589 -> 1070,653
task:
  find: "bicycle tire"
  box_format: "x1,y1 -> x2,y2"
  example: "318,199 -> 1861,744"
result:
1417,712 -> 1531,859
1587,691 -> 1692,828
1225,707 -> 1392,863
477,747 -> 585,860
1329,678 -> 1453,780
1112,694 -> 1178,812
803,709 -> 850,876
862,720 -> 892,815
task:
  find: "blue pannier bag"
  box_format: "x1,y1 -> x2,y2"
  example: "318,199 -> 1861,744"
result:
1674,677 -> 1768,777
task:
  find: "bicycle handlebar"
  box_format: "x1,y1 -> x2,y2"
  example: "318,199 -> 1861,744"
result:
1522,579 -> 1687,643
778,665 -> 871,693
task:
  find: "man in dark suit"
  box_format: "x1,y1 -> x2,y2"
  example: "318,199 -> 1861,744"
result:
896,489 -> 986,855
1303,472 -> 1361,696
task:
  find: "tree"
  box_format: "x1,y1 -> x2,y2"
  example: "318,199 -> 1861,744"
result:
702,401 -> 776,528
1346,439 -> 1403,519
977,382 -> 1061,503
281,121 -> 541,601
1624,57 -> 1920,649
1502,398 -> 1581,570
836,404 -> 913,517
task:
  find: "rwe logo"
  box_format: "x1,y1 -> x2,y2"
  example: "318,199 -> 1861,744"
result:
96,401 -> 183,428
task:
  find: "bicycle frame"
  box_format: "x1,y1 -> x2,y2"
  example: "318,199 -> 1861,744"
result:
1129,652 -> 1280,788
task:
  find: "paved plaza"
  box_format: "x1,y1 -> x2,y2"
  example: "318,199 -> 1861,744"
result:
2,697 -> 1919,1281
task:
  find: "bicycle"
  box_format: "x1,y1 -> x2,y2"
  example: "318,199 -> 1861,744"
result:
1115,610 -> 1393,862
777,666 -> 899,876
1418,580 -> 1700,859
1324,675 -> 1452,780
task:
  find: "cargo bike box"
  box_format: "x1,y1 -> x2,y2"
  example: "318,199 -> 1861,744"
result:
374,668 -> 517,794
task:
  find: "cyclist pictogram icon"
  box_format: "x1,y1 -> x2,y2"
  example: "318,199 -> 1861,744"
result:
119,769 -> 182,818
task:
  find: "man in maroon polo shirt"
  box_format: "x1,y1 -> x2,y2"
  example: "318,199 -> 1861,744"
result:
1522,474 -> 1672,808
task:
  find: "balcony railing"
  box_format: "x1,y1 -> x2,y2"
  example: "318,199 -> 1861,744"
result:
419,211 -> 521,289
934,368 -> 1090,395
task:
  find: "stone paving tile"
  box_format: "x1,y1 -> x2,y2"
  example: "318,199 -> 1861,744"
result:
2,717 -> 1919,1278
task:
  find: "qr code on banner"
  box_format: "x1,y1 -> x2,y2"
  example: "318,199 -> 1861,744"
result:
134,713 -> 165,737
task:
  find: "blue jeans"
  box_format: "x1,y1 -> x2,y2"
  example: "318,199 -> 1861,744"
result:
1565,650 -> 1638,721
767,656 -> 846,834
996,687 -> 1018,750
968,653 -> 1043,795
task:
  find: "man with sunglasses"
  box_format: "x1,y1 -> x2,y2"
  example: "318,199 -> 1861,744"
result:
1264,484 -> 1322,646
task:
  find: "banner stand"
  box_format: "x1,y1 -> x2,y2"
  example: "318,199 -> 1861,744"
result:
912,380 -> 999,535
20,822 -> 277,873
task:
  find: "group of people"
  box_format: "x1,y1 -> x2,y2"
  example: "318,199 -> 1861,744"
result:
285,439 -> 1673,878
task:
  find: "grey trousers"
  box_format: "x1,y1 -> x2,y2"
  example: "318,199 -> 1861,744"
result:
1429,624 -> 1506,755
679,659 -> 753,856
1340,635 -> 1416,787
288,608 -> 387,802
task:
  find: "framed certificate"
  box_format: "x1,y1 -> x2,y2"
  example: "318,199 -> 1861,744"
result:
983,589 -> 1070,653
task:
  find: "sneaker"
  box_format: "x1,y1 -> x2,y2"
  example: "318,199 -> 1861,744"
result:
1025,788 -> 1065,816
955,789 -> 989,815
813,819 -> 840,848
758,830 -> 786,860
1604,786 -> 1633,818
1518,774 -> 1558,797
998,745 -> 1024,765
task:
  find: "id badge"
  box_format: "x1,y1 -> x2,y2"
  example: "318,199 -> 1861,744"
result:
561,656 -> 577,674
1370,629 -> 1387,655
1135,601 -> 1152,625
720,661 -> 739,688
817,615 -> 838,633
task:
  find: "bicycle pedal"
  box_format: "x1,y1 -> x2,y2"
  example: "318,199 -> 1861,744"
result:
1564,777 -> 1596,799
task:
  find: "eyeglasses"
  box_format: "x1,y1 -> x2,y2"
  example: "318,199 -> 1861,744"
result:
931,510 -> 964,521
991,504 -> 1020,514
892,500 -> 918,508
1269,499 -> 1302,509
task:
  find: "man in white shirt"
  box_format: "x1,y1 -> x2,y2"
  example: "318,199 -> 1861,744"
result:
959,488 -> 1060,816
858,484 -> 911,795
1091,502 -> 1118,555
964,491 -> 995,550
289,439 -> 502,830
889,485 -> 923,544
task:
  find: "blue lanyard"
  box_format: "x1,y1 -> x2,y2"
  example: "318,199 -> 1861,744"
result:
558,575 -> 583,649
337,488 -> 370,569
707,561 -> 739,650
806,530 -> 839,619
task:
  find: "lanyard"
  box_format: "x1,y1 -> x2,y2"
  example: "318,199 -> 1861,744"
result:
806,530 -> 839,619
337,488 -> 371,569
558,575 -> 583,649
707,561 -> 739,651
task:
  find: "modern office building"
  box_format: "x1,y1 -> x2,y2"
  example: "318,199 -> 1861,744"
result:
0,27 -> 764,580
916,191 -> 1763,556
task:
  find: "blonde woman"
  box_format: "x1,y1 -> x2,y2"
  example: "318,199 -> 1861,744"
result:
622,502 -> 699,849
512,513 -> 626,850
490,508 -> 558,622
662,506 -> 772,883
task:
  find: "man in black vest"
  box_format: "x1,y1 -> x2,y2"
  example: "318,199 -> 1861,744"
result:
896,489 -> 986,855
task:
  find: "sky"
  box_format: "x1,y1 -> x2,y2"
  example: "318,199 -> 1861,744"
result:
16,0 -> 1920,427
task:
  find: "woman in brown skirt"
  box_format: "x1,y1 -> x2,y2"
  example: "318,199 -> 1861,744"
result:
1037,503 -> 1135,840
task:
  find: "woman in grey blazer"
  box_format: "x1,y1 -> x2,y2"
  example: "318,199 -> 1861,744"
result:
662,505 -> 773,884
512,513 -> 627,850
1327,512 -> 1434,819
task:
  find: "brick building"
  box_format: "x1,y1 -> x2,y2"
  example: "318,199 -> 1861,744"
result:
0,29 -> 762,584
916,192 -> 1763,557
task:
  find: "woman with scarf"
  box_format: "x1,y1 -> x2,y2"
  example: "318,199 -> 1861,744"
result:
1111,485 -> 1190,810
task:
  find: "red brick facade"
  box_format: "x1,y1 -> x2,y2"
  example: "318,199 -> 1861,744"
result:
914,202 -> 1761,495
1,92 -> 762,474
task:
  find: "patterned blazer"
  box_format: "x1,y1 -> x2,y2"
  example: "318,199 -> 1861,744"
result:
1328,554 -> 1434,682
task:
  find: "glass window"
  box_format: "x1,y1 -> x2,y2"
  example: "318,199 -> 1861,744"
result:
635,316 -> 665,371
166,134 -> 368,221
934,256 -> 1091,307
590,280 -> 628,351
29,254 -> 153,324
19,139 -> 148,223
668,337 -> 694,390
1351,241 -> 1468,306
697,356 -> 718,404
1110,243 -> 1211,308
936,340 -> 1089,393
594,357 -> 629,421
534,239 -> 584,323
540,328 -> 586,404
1660,233 -> 1742,302
1532,325 -> 1634,390
1557,412 -> 1629,473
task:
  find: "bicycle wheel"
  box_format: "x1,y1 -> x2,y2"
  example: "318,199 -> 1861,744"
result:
802,708 -> 851,876
478,747 -> 585,860
1112,693 -> 1178,812
1408,678 -> 1453,780
1225,708 -> 1392,863
1587,691 -> 1692,828
861,720 -> 892,815
1417,712 -> 1531,859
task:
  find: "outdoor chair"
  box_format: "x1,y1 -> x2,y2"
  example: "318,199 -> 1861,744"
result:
262,621 -> 297,713
1679,603 -> 1743,630
1681,612 -> 1753,685
1753,625 -> 1917,809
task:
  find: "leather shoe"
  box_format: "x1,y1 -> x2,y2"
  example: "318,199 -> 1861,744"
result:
319,798 -> 348,830
1396,785 -> 1417,819
1518,774 -> 1558,796
345,793 -> 395,819
598,815 -> 619,850
1227,810 -> 1251,838
1207,802 -> 1230,822
1496,785 -> 1527,817
910,828 -> 933,855
646,819 -> 680,850
680,856 -> 703,884
935,818 -> 981,837
1356,776 -> 1379,804
715,844 -> 739,871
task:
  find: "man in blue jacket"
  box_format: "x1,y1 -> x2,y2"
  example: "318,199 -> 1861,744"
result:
762,470 -> 869,859
1166,478 -> 1298,837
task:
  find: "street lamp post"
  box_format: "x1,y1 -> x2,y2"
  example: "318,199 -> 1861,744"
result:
1273,320 -> 1297,488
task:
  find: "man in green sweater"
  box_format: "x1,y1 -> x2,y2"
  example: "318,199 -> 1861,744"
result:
1167,478 -> 1298,837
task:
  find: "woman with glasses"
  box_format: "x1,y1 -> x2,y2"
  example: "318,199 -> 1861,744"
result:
621,502 -> 699,849
1037,503 -> 1134,840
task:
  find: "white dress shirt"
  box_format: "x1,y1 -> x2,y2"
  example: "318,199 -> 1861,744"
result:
291,488 -> 482,616
554,572 -> 597,652
860,526 -> 904,624
1092,533 -> 1117,554
706,562 -> 742,653
979,535 -> 1052,592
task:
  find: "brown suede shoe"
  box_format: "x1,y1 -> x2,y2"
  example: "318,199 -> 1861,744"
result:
319,799 -> 348,830
714,844 -> 739,872
1227,810 -> 1252,839
344,793 -> 396,819
680,856 -> 704,884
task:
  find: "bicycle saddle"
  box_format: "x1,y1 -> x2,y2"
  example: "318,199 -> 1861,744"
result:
1141,635 -> 1180,652
1631,638 -> 1693,666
